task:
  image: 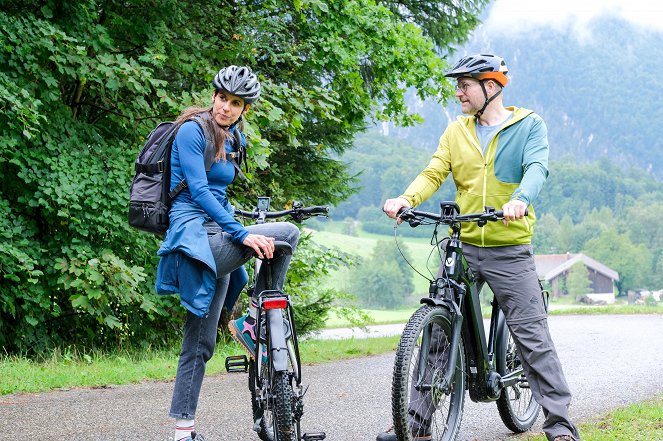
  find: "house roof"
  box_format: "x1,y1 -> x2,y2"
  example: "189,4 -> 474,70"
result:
534,253 -> 619,281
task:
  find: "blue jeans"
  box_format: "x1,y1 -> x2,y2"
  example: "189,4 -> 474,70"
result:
169,221 -> 300,419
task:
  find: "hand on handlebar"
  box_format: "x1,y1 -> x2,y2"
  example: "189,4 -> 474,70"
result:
243,233 -> 275,259
501,200 -> 528,226
383,197 -> 411,224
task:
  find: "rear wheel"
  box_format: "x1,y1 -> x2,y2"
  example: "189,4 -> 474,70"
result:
496,323 -> 540,432
392,306 -> 465,441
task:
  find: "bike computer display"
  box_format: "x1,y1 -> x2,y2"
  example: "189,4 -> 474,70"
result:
257,197 -> 271,212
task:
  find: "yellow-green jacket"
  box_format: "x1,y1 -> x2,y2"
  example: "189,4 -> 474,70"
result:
400,106 -> 549,247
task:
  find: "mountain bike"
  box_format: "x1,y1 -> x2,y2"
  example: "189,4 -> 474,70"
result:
389,201 -> 545,441
225,197 -> 328,441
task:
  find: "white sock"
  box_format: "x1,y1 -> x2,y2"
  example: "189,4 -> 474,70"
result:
175,418 -> 195,441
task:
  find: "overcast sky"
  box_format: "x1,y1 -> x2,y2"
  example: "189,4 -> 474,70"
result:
483,0 -> 663,36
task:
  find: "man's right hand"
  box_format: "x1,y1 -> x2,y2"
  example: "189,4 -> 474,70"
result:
383,197 -> 412,222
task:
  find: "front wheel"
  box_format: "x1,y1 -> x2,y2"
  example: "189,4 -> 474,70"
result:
392,306 -> 465,441
495,321 -> 540,432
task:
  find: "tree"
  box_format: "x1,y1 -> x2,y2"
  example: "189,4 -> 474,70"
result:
566,263 -> 591,301
0,0 -> 487,352
350,240 -> 414,308
583,229 -> 649,295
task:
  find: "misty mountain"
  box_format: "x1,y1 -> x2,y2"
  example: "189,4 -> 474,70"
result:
378,16 -> 663,180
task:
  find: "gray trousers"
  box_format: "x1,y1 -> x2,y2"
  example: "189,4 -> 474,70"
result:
169,221 -> 300,419
409,243 -> 580,441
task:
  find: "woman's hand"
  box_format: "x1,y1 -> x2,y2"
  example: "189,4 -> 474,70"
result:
243,234 -> 275,259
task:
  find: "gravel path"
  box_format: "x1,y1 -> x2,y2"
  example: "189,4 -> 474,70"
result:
2,314 -> 662,440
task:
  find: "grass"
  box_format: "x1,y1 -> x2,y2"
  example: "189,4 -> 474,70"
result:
325,303 -> 663,328
307,226 -> 441,295
515,395 -> 663,441
547,304 -> 663,316
0,335 -> 401,396
325,307 -> 419,328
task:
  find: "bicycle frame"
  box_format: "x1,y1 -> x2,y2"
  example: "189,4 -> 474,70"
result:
413,207 -> 526,403
226,199 -> 328,441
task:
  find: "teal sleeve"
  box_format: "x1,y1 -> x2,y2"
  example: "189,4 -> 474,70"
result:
511,116 -> 549,206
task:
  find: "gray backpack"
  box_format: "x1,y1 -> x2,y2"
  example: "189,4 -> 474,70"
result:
128,114 -> 246,235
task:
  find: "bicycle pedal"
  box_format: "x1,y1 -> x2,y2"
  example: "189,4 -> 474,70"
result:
225,355 -> 249,373
302,432 -> 326,440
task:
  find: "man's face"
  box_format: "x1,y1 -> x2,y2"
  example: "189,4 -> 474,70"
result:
455,78 -> 483,115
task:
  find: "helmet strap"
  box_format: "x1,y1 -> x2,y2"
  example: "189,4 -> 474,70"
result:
474,80 -> 503,120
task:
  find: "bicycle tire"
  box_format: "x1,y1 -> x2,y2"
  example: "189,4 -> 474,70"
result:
495,324 -> 540,432
392,305 -> 465,441
250,363 -> 297,441
270,370 -> 296,440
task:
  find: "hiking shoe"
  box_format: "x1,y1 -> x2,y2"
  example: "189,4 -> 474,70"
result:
229,314 -> 267,364
553,436 -> 575,441
376,426 -> 431,441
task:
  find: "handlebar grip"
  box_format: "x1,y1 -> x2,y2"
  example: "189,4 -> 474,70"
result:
300,205 -> 329,214
493,208 -> 529,218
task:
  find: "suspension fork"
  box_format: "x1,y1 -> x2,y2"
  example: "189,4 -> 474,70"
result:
416,288 -> 465,393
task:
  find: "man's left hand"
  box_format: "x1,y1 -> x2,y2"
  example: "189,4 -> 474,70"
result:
501,200 -> 528,226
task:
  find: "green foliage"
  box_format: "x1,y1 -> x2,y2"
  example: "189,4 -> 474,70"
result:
333,133 -> 457,223
349,240 -> 415,308
566,262 -> 591,301
378,1 -> 489,52
284,233 -> 356,336
0,0 -> 486,354
583,230 -> 649,295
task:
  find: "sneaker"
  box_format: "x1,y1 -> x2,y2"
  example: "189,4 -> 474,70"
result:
168,432 -> 207,441
553,436 -> 575,441
229,314 -> 267,364
376,426 -> 431,441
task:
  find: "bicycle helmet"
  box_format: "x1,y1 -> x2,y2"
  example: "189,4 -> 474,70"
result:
444,54 -> 509,87
445,54 -> 509,118
213,65 -> 261,104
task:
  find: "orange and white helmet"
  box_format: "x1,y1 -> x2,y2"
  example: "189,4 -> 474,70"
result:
445,54 -> 509,87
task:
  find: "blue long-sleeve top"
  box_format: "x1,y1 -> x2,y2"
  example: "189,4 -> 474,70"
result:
169,120 -> 249,244
155,120 -> 248,317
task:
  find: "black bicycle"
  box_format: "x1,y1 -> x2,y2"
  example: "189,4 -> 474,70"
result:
225,197 -> 327,441
389,201 -> 544,441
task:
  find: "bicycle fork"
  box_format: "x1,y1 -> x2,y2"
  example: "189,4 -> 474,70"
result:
417,291 -> 465,394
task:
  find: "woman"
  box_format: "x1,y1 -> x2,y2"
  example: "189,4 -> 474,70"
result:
155,65 -> 299,441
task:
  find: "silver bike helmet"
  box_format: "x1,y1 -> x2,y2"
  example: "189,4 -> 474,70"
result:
444,54 -> 509,87
213,65 -> 261,103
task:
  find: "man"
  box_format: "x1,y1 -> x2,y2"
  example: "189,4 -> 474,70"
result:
379,54 -> 580,441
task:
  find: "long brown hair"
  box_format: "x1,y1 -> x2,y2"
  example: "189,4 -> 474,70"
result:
174,98 -> 244,162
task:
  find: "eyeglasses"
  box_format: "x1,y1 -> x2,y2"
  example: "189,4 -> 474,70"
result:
455,81 -> 479,93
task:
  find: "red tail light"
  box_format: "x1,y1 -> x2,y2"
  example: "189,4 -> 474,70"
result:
263,298 -> 288,310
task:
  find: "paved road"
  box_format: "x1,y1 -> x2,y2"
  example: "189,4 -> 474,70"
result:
2,315 -> 662,441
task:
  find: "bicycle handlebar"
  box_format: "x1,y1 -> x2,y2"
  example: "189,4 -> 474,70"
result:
236,205 -> 329,223
397,206 -> 528,227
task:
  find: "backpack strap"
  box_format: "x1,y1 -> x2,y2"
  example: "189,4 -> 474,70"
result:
167,114 -> 247,199
195,113 -> 248,185
227,151 -> 248,184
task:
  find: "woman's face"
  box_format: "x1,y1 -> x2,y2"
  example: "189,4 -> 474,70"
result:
212,90 -> 249,127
